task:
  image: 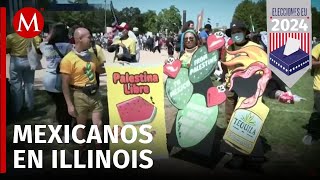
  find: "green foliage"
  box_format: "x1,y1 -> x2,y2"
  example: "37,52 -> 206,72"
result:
142,10 -> 159,34
157,5 -> 182,34
312,7 -> 320,38
232,0 -> 266,32
42,0 -> 182,34
117,7 -> 144,32
233,0 -> 319,36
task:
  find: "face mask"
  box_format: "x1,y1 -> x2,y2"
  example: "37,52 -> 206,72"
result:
73,48 -> 92,62
231,33 -> 245,44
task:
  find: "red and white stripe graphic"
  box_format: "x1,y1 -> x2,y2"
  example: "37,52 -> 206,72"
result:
270,33 -> 310,54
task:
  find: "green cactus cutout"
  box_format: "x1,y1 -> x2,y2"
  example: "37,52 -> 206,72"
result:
189,46 -> 219,83
176,93 -> 218,148
84,62 -> 95,81
165,68 -> 193,110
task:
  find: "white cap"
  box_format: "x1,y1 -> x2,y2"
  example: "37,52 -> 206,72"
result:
133,27 -> 139,32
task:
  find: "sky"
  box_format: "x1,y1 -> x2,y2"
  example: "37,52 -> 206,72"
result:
57,0 -> 320,27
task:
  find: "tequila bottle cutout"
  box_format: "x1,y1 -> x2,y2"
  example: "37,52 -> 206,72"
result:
223,97 -> 269,154
223,61 -> 272,155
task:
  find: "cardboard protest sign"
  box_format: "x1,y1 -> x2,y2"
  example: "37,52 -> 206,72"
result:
230,74 -> 261,98
165,45 -> 223,157
207,34 -> 225,53
223,97 -> 269,154
106,64 -> 168,158
223,61 -> 272,154
207,86 -> 227,107
166,68 -> 194,110
176,94 -> 219,148
163,59 -> 182,78
188,46 -> 219,83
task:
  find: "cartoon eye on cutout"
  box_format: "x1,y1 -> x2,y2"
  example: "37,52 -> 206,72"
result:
217,84 -> 226,93
214,31 -> 225,38
166,57 -> 175,64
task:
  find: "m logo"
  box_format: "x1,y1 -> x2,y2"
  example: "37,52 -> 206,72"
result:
13,7 -> 44,38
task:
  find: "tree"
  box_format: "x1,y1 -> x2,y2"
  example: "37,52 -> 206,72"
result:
232,0 -> 266,32
157,5 -> 182,33
118,7 -> 144,33
312,7 -> 320,38
142,10 -> 159,33
254,0 -> 267,32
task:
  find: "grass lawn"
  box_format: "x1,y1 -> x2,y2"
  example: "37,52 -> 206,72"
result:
261,71 -> 320,174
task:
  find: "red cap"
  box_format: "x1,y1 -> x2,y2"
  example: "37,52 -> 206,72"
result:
116,22 -> 130,31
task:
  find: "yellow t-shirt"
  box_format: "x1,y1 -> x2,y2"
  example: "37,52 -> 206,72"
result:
179,47 -> 198,66
311,44 -> 320,91
225,41 -> 267,87
88,44 -> 106,64
60,51 -> 101,87
6,33 -> 42,56
113,37 -> 136,55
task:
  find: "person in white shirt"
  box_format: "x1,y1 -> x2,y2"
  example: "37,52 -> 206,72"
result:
128,27 -> 140,62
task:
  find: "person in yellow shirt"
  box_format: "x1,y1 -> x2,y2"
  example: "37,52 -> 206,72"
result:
60,27 -> 104,156
224,21 -> 268,123
302,43 -> 320,145
6,32 -> 42,116
88,30 -> 106,87
175,29 -> 200,68
107,22 -> 136,62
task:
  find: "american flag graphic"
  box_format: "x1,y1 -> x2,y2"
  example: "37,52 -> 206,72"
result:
269,33 -> 310,54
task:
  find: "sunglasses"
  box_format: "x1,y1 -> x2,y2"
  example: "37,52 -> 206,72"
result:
184,37 -> 195,42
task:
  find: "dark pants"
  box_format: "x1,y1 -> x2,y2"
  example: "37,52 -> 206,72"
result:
306,90 -> 320,139
313,90 -> 320,112
6,78 -> 12,121
153,46 -> 161,53
168,45 -> 174,56
225,90 -> 238,123
96,72 -> 100,87
47,91 -> 73,126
